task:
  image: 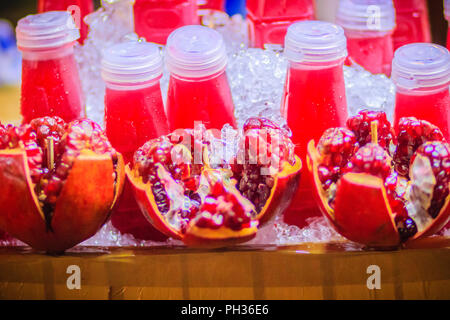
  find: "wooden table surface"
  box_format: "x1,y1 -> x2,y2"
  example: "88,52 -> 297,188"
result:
0,238 -> 449,300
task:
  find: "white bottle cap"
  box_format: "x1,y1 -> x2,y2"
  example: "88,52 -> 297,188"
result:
284,20 -> 347,63
336,0 -> 396,33
16,11 -> 80,50
392,43 -> 450,90
165,25 -> 227,78
101,41 -> 163,84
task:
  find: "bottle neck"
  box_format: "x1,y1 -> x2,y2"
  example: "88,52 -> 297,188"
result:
395,83 -> 450,96
170,68 -> 226,82
288,57 -> 346,71
344,29 -> 393,39
105,77 -> 161,91
20,42 -> 75,61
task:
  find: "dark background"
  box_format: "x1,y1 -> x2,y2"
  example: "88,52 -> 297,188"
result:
0,0 -> 448,46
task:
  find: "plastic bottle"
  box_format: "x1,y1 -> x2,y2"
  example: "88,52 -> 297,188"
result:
445,0 -> 450,50
336,0 -> 396,75
392,0 -> 431,50
16,11 -> 85,123
165,25 -> 236,130
134,0 -> 198,45
246,0 -> 315,49
392,43 -> 450,140
37,0 -> 94,44
102,40 -> 169,240
281,21 -> 348,227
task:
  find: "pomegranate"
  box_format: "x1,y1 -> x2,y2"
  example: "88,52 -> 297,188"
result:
127,118 -> 301,247
393,117 -> 444,176
307,110 -> 450,248
0,117 -> 125,253
347,109 -> 395,152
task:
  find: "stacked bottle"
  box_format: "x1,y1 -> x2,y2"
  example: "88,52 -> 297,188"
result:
165,25 -> 236,130
392,0 -> 431,50
246,0 -> 315,49
102,40 -> 169,240
392,43 -> 450,140
336,0 -> 396,76
281,21 -> 348,226
134,0 -> 198,45
16,11 -> 85,123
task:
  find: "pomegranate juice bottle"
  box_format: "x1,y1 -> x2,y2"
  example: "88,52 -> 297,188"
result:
392,43 -> 450,140
165,25 -> 236,130
38,0 -> 94,44
281,21 -> 348,227
16,11 -> 85,123
246,0 -> 315,49
336,0 -> 396,76
134,0 -> 198,45
392,0 -> 431,50
102,41 -> 170,240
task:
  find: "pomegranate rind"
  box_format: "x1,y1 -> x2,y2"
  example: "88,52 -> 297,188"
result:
307,140 -> 336,224
308,140 -> 400,247
183,221 -> 258,248
110,153 -> 125,212
308,139 -> 450,246
0,149 -> 123,253
333,173 -> 400,247
126,165 -> 183,240
412,194 -> 450,240
256,155 -> 302,224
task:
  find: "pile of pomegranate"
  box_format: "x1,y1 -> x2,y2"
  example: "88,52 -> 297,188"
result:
127,118 -> 301,246
308,110 -> 450,248
0,117 -> 124,253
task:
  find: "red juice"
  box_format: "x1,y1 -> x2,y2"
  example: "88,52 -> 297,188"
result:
102,41 -> 170,240
392,43 -> 450,140
134,0 -> 198,45
246,0 -> 315,48
21,50 -> 85,123
394,88 -> 450,140
167,71 -> 236,130
105,82 -> 169,163
38,0 -> 94,44
346,32 -> 394,75
16,12 -> 85,123
165,25 -> 236,130
282,21 -> 348,227
336,0 -> 395,76
106,82 -> 169,241
392,0 -> 431,50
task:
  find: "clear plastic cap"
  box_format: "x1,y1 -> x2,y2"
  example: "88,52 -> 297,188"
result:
336,0 -> 396,33
16,11 -> 80,50
445,0 -> 450,19
165,25 -> 227,78
101,41 -> 163,84
392,43 -> 450,90
284,20 -> 347,63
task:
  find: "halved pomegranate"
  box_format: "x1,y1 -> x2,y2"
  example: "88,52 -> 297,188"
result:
307,110 -> 450,248
127,118 -> 301,247
0,117 -> 125,253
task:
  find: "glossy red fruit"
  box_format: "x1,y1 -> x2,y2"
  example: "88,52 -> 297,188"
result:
127,118 -> 302,247
0,117 -> 125,253
307,111 -> 450,248
347,110 -> 395,151
394,117 -> 444,176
